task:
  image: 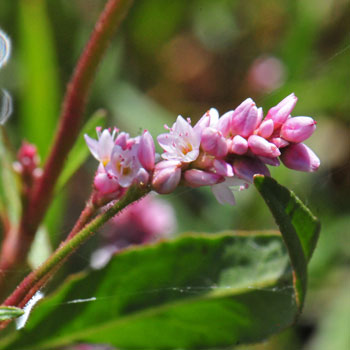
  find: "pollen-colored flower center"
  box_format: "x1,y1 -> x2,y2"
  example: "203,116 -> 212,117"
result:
181,142 -> 193,155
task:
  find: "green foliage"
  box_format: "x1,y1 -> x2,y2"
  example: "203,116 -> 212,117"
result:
0,307 -> 24,322
0,177 -> 320,349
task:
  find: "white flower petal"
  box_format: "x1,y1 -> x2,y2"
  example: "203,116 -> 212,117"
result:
211,182 -> 236,205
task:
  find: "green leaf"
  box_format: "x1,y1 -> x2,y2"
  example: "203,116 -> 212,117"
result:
0,232 -> 294,350
55,110 -> 106,194
0,307 -> 24,322
253,175 -> 321,309
0,128 -> 21,224
18,0 -> 60,160
1,178 -> 320,349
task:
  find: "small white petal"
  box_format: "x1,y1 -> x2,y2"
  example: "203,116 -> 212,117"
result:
211,182 -> 236,205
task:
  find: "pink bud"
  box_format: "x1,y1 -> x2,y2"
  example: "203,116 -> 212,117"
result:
138,130 -> 155,171
213,159 -> 234,177
194,108 -> 219,134
280,116 -> 316,143
231,135 -> 248,155
152,161 -> 181,194
231,98 -> 260,137
135,168 -> 150,185
184,169 -> 222,187
271,137 -> 289,148
200,127 -> 228,158
266,93 -> 298,129
248,135 -> 281,158
94,172 -> 120,195
233,157 -> 270,183
280,143 -> 320,172
257,119 -> 274,138
258,156 -> 280,166
115,132 -> 129,149
217,111 -> 233,137
17,141 -> 40,174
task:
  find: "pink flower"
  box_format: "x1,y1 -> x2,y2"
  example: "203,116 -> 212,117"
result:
85,128 -> 117,167
230,99 -> 262,138
152,160 -> 182,194
157,116 -> 200,163
184,169 -> 223,187
138,130 -> 155,171
94,164 -> 120,195
200,127 -> 228,158
280,143 -> 320,172
108,144 -> 143,188
265,93 -> 297,129
280,116 -> 317,143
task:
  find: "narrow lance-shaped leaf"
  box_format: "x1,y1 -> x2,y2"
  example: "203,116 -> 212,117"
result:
254,175 -> 321,309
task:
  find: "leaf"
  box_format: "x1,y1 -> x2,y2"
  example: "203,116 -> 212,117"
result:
55,110 -> 106,194
18,0 -> 60,160
0,128 -> 21,224
253,175 -> 321,309
0,307 -> 24,322
0,178 -> 320,349
0,232 -> 295,350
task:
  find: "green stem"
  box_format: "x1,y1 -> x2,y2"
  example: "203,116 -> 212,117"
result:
1,185 -> 150,315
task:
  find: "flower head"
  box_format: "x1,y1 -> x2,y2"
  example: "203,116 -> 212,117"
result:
157,116 -> 200,163
85,128 -> 117,167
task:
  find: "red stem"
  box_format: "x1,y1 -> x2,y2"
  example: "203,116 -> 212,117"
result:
0,0 -> 133,288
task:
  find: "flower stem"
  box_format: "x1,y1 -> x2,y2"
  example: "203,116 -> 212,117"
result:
0,0 -> 134,286
1,185 -> 150,316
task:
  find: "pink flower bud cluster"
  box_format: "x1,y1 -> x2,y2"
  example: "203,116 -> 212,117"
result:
13,141 -> 42,180
85,128 -> 155,198
85,93 -> 320,205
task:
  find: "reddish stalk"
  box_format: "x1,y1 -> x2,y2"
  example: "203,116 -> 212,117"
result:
0,0 -> 133,289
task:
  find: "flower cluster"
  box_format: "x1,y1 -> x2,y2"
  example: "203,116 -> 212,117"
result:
85,93 -> 320,205
85,127 -> 155,199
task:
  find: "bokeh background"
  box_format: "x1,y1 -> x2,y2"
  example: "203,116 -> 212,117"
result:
0,0 -> 349,349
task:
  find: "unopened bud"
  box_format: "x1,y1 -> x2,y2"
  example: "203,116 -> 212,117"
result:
152,161 -> 181,194
184,169 -> 222,187
138,130 -> 155,171
201,127 -> 228,158
280,116 -> 316,143
248,135 -> 281,158
280,143 -> 320,172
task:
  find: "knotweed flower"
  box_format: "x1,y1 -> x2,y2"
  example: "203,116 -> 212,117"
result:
158,116 -> 201,163
85,127 -> 155,196
85,127 -> 117,167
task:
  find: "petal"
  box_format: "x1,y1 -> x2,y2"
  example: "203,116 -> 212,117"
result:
211,182 -> 236,205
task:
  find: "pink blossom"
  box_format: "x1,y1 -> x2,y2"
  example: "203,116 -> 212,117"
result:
94,164 -> 120,195
158,116 -> 200,163
280,143 -> 320,172
265,93 -> 297,129
231,99 -> 262,138
200,127 -> 228,158
184,169 -> 223,187
231,135 -> 248,155
138,130 -> 155,171
152,160 -> 182,194
248,135 -> 281,158
280,116 -> 317,143
108,144 -> 142,188
193,108 -> 219,134
84,128 -> 117,167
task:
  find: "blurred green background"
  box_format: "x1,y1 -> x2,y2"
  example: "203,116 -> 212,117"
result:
0,0 -> 349,349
